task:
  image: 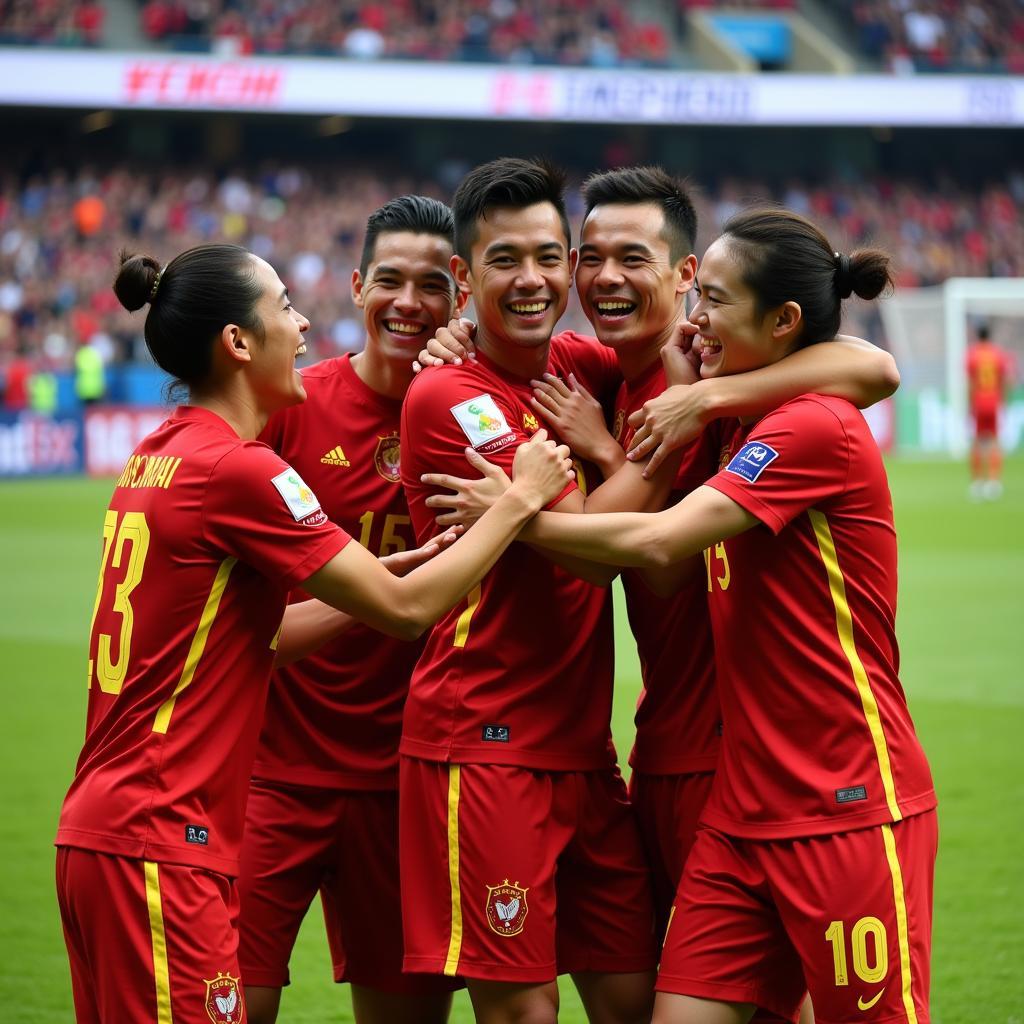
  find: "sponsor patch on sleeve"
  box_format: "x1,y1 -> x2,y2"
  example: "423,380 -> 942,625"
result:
449,393 -> 517,453
271,467 -> 325,523
724,441 -> 779,483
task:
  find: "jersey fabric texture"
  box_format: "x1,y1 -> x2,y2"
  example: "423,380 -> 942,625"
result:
57,846 -> 246,1024
254,354 -> 423,790
400,758 -> 658,983
56,406 -> 350,876
399,332 -> 622,770
966,343 -> 1012,414
614,361 -> 723,774
702,396 -> 935,839
659,813 -> 937,1023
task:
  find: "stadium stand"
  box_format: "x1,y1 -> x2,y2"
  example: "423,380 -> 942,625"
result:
1,162 -> 1021,380
0,0 -> 103,46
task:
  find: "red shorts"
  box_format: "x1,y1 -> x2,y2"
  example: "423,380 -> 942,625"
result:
630,770 -> 715,939
56,846 -> 245,1024
659,811 -> 938,1023
400,757 -> 658,983
237,779 -> 457,995
972,405 -> 999,438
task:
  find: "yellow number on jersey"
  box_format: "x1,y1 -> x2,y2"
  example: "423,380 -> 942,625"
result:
88,510 -> 151,694
702,541 -> 731,592
357,510 -> 412,556
825,917 -> 888,987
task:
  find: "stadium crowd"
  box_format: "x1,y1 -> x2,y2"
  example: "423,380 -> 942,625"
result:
1,161 -> 1021,390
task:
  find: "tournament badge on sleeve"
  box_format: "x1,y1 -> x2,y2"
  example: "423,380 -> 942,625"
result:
374,432 -> 402,483
485,880 -> 529,937
204,972 -> 243,1023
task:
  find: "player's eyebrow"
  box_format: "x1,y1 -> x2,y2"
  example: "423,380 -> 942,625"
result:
278,287 -> 290,304
482,241 -> 565,260
579,241 -> 655,256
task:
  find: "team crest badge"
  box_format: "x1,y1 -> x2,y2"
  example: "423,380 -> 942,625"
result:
523,411 -> 539,433
204,972 -> 242,1023
612,409 -> 625,442
374,433 -> 402,483
485,880 -> 529,937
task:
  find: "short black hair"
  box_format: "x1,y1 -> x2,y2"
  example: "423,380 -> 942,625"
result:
582,166 -> 697,262
360,195 -> 455,277
452,157 -> 571,261
977,324 -> 990,341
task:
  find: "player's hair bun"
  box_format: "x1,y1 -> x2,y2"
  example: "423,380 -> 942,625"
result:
113,250 -> 162,312
848,248 -> 893,302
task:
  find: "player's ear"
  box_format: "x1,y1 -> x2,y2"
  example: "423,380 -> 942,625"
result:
217,323 -> 254,365
351,269 -> 365,308
452,280 -> 470,316
568,247 -> 579,277
676,253 -> 698,296
452,253 -> 472,292
771,301 -> 803,345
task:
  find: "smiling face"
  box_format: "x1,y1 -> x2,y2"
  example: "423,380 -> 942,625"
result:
352,230 -> 459,362
246,255 -> 310,411
455,202 -> 574,354
688,236 -> 791,378
576,201 -> 694,353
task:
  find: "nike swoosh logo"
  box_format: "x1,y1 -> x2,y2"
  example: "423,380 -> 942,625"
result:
857,988 -> 886,1011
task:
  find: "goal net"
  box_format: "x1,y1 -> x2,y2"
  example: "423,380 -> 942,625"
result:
877,278 -> 1024,456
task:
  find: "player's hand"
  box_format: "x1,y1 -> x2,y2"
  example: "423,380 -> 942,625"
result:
422,451 -> 510,528
661,320 -> 702,388
413,318 -> 478,373
626,384 -> 706,478
379,528 -> 462,576
509,428 -> 575,508
529,373 -> 613,463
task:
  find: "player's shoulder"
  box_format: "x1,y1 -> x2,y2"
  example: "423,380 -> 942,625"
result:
761,393 -> 858,431
300,355 -> 351,383
405,360 -> 503,407
551,330 -> 615,367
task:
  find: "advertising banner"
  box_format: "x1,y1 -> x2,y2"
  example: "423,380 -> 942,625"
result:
0,412 -> 84,477
83,406 -> 169,477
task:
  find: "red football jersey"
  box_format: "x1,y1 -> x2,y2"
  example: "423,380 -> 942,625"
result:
56,407 -> 350,875
400,331 -> 621,770
702,395 -> 935,839
612,362 -> 722,774
254,355 -> 423,789
966,343 -> 1012,413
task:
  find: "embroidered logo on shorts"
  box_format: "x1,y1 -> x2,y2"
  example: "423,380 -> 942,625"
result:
725,441 -> 778,483
204,972 -> 242,1023
374,433 -> 402,483
449,394 -> 516,453
835,785 -> 868,804
482,724 -> 510,743
185,824 -> 209,845
270,468 -> 324,524
485,880 -> 529,937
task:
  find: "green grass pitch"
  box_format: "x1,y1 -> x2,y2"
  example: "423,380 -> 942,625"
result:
1,458 -> 1022,1022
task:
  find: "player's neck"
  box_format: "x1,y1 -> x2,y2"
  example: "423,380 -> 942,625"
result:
190,390 -> 266,440
476,331 -> 552,381
617,337 -> 664,383
350,346 -> 411,401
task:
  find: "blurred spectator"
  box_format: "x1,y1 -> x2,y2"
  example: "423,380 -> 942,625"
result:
0,0 -> 104,46
0,160 -> 1021,384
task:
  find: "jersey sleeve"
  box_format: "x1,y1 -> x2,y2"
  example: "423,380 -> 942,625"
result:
402,368 -> 576,515
202,442 -> 351,588
705,396 -> 851,534
552,330 -> 622,410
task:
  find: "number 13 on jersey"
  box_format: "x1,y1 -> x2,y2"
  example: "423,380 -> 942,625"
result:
88,510 -> 151,694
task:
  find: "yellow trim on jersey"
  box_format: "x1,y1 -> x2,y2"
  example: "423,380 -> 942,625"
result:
808,510 -> 901,820
144,861 -> 174,1024
443,765 -> 463,976
881,824 -> 918,1024
153,557 -> 237,734
452,585 -> 481,649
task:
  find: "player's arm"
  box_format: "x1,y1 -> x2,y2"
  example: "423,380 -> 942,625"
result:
274,532 -> 462,664
628,335 -> 900,475
301,433 -> 573,640
521,484 -> 757,569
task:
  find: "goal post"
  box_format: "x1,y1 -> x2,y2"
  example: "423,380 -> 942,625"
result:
878,278 -> 1024,456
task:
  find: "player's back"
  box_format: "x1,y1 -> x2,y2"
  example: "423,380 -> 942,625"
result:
967,343 -> 1010,407
400,340 -> 617,772
58,406 -> 346,874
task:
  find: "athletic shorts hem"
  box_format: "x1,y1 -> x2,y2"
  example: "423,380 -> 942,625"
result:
333,964 -> 462,994
654,975 -> 798,1022
403,954 -> 557,984
237,969 -> 289,989
558,954 -> 658,976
